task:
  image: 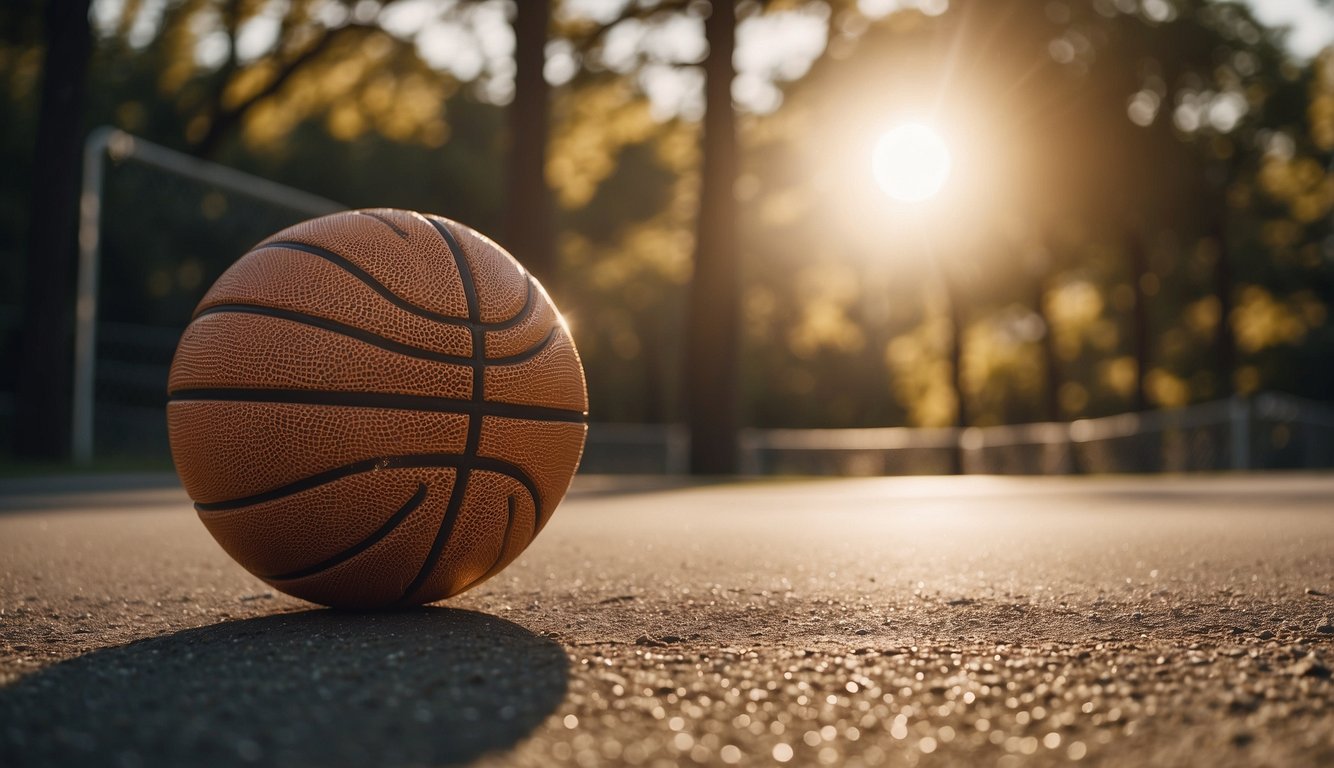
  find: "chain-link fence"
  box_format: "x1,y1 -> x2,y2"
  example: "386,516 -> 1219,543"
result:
72,128 -> 343,462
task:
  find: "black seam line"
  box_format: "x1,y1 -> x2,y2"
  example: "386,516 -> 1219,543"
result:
249,240 -> 533,331
493,325 -> 559,365
166,388 -> 589,424
358,210 -> 409,240
192,304 -> 560,367
397,215 -> 488,606
260,483 -> 428,581
396,467 -> 470,606
427,218 -> 480,323
194,304 -> 475,366
404,211 -> 537,333
193,453 -> 541,513
427,218 -> 487,408
486,278 -> 536,332
256,241 -> 468,327
458,494 -> 519,595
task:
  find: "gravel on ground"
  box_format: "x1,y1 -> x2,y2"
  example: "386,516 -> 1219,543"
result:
1,473 -> 1332,767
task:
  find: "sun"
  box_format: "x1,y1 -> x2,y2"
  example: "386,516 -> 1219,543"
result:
872,123 -> 952,203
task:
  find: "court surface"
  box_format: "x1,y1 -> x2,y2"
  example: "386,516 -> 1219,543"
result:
2,473 -> 1332,767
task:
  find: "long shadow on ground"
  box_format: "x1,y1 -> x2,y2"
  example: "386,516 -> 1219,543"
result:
0,608 -> 567,768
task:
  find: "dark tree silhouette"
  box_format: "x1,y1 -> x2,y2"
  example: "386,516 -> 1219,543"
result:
13,0 -> 91,460
685,0 -> 740,474
1210,214 -> 1235,397
1126,229 -> 1151,413
943,271 -> 968,475
1033,257 -> 1063,424
191,19 -> 382,159
504,0 -> 556,289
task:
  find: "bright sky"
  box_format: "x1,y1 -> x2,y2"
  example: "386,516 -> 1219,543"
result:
1242,0 -> 1334,60
90,0 -> 1334,119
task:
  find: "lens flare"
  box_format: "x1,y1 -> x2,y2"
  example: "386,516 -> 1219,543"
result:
872,123 -> 952,203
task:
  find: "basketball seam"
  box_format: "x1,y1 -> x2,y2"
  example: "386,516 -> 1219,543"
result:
193,304 -> 475,366
186,305 -> 563,369
246,240 -> 535,331
395,217 -> 487,605
253,241 -> 467,326
485,278 -> 537,332
431,220 -> 481,324
193,453 -> 541,514
357,210 -> 410,240
457,494 -> 518,596
167,388 -> 587,423
262,482 -> 429,581
490,325 -> 559,365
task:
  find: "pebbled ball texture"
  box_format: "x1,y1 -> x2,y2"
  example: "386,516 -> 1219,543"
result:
166,209 -> 588,609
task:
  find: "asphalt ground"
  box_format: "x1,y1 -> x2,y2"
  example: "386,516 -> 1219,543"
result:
1,473 -> 1332,767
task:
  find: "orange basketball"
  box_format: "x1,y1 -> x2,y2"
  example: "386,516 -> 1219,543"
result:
166,209 -> 587,609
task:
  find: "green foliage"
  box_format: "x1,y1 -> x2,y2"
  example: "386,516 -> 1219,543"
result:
728,0 -> 1334,425
1,0 -> 1331,441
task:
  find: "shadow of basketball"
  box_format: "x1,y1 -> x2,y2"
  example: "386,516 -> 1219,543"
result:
0,608 -> 567,768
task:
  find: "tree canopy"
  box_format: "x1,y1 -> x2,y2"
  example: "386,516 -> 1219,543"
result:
1,0 -> 1331,462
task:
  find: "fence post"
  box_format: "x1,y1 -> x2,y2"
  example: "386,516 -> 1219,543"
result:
665,425 -> 690,475
737,429 -> 761,476
1229,395 -> 1251,471
71,127 -> 116,466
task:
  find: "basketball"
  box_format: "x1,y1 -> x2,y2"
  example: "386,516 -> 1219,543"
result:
166,209 -> 587,609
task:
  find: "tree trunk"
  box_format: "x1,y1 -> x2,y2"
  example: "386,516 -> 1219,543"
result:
1210,221 -> 1235,397
1032,252 -> 1080,475
685,0 -> 740,475
943,272 -> 967,475
13,0 -> 92,461
193,0 -> 243,159
1127,230 -> 1150,413
503,0 -> 557,290
1034,270 -> 1062,424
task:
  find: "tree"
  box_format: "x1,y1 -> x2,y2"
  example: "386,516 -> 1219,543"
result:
82,0 -> 472,160
685,0 -> 741,474
504,0 -> 556,288
13,0 -> 91,460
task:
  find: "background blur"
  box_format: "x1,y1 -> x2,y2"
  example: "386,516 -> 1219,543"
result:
2,0 -> 1332,475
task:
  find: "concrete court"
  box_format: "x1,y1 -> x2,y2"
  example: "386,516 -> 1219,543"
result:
1,473 -> 1332,768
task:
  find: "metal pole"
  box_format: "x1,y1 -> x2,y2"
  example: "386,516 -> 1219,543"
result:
70,126 -> 115,465
122,135 -> 343,215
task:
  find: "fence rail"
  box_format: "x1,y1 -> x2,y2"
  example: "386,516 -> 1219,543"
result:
596,393 -> 1334,475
